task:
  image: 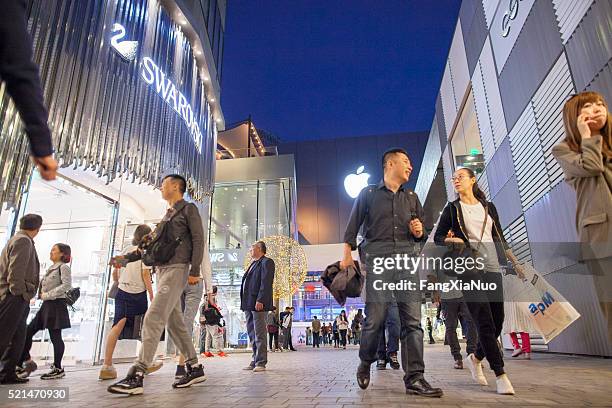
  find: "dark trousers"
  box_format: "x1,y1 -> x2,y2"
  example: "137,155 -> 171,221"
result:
377,303 -> 400,360
282,327 -> 294,349
339,329 -> 347,347
0,294 -> 29,381
333,332 -> 339,347
20,326 -> 64,369
427,328 -> 435,343
268,331 -> 279,350
312,332 -> 320,347
441,298 -> 478,361
462,272 -> 505,376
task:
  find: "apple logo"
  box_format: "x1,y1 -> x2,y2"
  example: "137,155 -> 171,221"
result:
344,166 -> 370,198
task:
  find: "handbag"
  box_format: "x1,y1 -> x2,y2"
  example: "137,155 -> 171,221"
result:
442,202 -> 488,277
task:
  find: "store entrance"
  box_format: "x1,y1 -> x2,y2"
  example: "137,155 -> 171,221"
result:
18,171 -> 118,364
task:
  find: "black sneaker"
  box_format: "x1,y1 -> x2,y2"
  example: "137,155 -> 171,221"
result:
107,372 -> 144,395
172,363 -> 206,388
376,359 -> 387,370
389,353 -> 400,370
175,365 -> 186,379
40,365 -> 65,380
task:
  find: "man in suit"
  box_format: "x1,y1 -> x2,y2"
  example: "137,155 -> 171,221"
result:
241,241 -> 275,372
0,214 -> 42,384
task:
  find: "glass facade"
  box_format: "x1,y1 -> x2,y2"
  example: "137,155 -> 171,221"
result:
449,89 -> 485,175
209,178 -> 294,348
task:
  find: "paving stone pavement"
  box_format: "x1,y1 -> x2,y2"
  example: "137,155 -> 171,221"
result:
2,343 -> 611,407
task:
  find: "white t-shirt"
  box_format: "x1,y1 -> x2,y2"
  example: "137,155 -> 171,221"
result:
118,245 -> 150,293
459,201 -> 500,272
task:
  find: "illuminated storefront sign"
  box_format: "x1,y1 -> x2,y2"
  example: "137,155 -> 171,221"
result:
141,57 -> 203,153
111,23 -> 203,153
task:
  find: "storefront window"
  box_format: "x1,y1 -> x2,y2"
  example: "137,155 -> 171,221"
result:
209,178 -> 294,348
450,89 -> 485,175
18,172 -> 118,364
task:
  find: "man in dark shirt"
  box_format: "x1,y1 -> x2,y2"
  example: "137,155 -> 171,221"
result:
341,148 -> 443,397
0,0 -> 58,180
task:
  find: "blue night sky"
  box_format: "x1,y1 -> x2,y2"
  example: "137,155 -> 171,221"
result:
220,1 -> 461,141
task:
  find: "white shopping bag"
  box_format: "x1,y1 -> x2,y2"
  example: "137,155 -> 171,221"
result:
508,260 -> 581,343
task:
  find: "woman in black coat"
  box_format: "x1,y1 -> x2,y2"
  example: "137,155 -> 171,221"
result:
433,167 -> 515,395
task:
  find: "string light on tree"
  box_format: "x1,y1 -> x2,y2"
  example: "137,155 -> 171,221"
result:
243,235 -> 307,299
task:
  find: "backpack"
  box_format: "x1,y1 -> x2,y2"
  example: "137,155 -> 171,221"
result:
202,304 -> 223,326
141,205 -> 188,266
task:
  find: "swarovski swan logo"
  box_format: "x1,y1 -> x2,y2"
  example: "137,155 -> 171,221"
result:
110,23 -> 138,61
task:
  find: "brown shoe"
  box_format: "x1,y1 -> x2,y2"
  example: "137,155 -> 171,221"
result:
454,360 -> 463,369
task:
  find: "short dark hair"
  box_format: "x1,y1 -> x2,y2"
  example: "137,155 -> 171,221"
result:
132,224 -> 152,246
54,243 -> 72,263
256,240 -> 267,254
19,214 -> 43,231
382,148 -> 410,170
313,316 -> 317,319
163,174 -> 187,194
212,285 -> 218,294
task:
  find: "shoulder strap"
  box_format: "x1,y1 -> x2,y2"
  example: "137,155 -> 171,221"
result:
474,203 -> 489,251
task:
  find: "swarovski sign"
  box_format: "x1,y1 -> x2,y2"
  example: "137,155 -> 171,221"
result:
110,23 -> 203,153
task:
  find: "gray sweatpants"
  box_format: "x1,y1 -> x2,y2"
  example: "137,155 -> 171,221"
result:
167,279 -> 203,355
131,264 -> 198,373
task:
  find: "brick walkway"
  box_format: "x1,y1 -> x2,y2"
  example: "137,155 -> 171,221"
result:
2,343 -> 611,407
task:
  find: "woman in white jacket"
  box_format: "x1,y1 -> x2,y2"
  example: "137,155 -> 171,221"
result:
18,244 -> 73,380
336,310 -> 349,349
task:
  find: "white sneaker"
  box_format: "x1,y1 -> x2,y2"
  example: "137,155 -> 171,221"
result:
466,353 -> 488,386
253,366 -> 266,372
511,348 -> 523,358
496,374 -> 515,395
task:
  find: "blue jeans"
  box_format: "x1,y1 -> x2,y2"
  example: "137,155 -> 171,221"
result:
377,302 -> 400,359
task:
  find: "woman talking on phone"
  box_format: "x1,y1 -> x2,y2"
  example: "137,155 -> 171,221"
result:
552,91 -> 612,342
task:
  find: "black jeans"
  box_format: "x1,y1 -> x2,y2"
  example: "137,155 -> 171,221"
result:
339,329 -> 347,347
333,332 -> 339,347
441,298 -> 477,361
268,331 -> 279,350
282,328 -> 294,349
312,332 -> 320,347
0,294 -> 29,381
462,272 -> 505,376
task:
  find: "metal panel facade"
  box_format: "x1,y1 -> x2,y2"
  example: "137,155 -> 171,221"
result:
497,0 -> 563,132
565,0 -> 612,91
532,52 -> 576,189
460,0 -> 489,76
489,0 -> 537,71
552,0 -> 595,43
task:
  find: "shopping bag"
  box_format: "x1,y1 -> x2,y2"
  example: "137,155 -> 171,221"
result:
508,260 -> 581,343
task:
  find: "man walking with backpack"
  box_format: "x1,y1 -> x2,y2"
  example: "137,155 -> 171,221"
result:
341,148 -> 443,397
108,175 -> 206,395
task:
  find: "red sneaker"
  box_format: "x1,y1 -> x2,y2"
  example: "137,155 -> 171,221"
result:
217,351 -> 228,357
204,352 -> 214,358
